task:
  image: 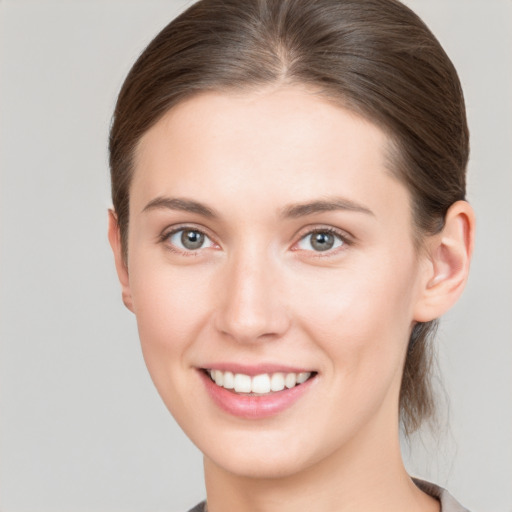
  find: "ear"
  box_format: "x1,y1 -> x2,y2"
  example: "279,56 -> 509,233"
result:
413,200 -> 475,322
107,209 -> 134,312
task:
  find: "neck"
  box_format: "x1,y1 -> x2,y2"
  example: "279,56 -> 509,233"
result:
203,416 -> 439,512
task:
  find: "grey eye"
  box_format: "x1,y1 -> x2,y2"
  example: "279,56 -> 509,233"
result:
169,229 -> 212,251
181,230 -> 205,250
297,231 -> 344,252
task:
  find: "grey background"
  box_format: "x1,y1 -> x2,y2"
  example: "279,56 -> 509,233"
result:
0,1 -> 510,511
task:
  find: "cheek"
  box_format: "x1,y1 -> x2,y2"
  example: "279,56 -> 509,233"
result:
291,252 -> 420,376
286,258 -> 420,437
128,254 -> 214,375
127,259 -> 222,429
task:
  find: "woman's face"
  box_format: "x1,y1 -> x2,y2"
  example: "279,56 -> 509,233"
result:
121,86 -> 431,478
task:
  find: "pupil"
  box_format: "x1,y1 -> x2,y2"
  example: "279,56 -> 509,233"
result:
181,230 -> 204,250
311,232 -> 334,251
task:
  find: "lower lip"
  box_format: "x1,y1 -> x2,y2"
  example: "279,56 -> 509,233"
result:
199,370 -> 316,419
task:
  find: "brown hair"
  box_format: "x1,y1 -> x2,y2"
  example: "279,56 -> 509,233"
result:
109,0 -> 468,434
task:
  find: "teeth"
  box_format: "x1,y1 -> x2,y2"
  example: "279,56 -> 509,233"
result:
297,372 -> 310,384
285,373 -> 297,388
207,370 -> 312,395
251,374 -> 271,394
223,371 -> 234,389
270,372 -> 285,392
213,370 -> 223,386
234,373 -> 252,393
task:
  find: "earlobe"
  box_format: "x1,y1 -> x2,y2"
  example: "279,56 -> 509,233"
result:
107,209 -> 134,313
414,200 -> 475,322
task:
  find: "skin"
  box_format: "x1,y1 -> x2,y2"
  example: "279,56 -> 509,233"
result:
109,86 -> 474,512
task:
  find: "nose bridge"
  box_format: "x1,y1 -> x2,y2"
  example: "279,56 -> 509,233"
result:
215,241 -> 289,342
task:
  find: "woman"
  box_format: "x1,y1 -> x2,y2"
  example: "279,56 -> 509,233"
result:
108,0 -> 474,510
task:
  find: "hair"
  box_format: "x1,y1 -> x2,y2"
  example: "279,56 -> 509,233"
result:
109,0 -> 468,434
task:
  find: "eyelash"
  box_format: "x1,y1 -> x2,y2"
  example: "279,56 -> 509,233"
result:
292,226 -> 351,256
158,225 -> 352,256
159,225 -> 218,256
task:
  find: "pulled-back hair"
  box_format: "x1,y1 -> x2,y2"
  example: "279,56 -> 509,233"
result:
109,0 -> 468,434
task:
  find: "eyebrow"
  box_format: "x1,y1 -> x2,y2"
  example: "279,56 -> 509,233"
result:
141,195 -> 374,219
280,197 -> 374,218
141,196 -> 218,218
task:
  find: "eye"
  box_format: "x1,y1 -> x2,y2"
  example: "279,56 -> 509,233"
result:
166,228 -> 216,252
296,229 -> 345,252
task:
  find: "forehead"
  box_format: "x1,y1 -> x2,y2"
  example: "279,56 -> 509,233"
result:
131,86 -> 410,222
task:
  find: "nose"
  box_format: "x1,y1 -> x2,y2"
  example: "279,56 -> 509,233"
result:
214,247 -> 291,344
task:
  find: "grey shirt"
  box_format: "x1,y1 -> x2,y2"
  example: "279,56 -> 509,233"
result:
186,479 -> 470,512
413,479 -> 470,512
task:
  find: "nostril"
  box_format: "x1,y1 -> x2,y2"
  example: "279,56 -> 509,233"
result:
214,309 -> 291,344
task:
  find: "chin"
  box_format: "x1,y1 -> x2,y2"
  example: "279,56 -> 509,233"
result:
206,449 -> 312,480
197,425 -> 332,481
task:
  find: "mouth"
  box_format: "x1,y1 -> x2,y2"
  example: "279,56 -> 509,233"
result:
203,368 -> 316,396
199,364 -> 318,418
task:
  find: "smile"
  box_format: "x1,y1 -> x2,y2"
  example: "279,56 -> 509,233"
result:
200,367 -> 317,419
206,369 -> 313,395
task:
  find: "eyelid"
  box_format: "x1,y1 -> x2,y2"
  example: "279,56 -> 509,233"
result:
157,222 -> 353,255
158,223 -> 220,254
291,225 -> 354,254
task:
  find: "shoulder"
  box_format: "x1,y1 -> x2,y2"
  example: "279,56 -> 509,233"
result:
186,483 -> 469,512
185,501 -> 206,512
413,478 -> 471,512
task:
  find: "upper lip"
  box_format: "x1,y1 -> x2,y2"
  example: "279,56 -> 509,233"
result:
199,363 -> 315,376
